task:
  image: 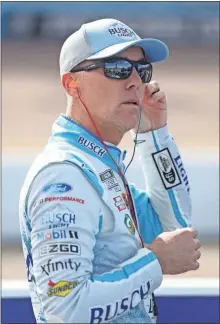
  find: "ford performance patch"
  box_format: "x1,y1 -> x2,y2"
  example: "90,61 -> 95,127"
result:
43,183 -> 72,193
152,148 -> 181,189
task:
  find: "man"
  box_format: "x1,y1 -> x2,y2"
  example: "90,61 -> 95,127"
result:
19,18 -> 201,323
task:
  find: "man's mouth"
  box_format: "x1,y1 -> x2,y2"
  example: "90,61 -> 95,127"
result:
122,99 -> 140,106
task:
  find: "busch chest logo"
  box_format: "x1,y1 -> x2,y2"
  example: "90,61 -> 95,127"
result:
78,136 -> 105,157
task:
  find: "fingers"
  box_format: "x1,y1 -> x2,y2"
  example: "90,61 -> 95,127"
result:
191,261 -> 200,271
194,238 -> 201,250
144,80 -> 166,107
192,228 -> 198,238
193,249 -> 201,261
187,227 -> 198,238
145,81 -> 160,96
149,91 -> 166,105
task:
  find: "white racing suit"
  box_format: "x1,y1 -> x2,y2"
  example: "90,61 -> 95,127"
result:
19,114 -> 191,323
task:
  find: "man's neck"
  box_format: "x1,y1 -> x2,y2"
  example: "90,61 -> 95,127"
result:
66,112 -> 123,146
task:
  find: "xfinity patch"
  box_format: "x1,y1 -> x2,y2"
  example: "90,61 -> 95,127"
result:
152,148 -> 181,189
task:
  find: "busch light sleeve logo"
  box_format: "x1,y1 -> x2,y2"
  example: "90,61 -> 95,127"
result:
43,183 -> 72,193
174,155 -> 190,193
152,148 -> 181,189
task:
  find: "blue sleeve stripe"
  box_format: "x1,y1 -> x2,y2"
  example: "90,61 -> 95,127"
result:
152,132 -> 160,151
98,215 -> 103,232
91,252 -> 156,283
152,131 -> 187,227
167,190 -> 188,227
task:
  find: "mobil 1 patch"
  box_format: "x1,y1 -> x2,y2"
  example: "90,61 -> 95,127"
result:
152,148 -> 181,189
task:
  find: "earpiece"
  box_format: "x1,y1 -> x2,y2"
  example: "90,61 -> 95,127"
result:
69,80 -> 77,89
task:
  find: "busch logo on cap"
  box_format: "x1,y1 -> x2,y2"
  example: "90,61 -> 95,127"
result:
108,22 -> 137,40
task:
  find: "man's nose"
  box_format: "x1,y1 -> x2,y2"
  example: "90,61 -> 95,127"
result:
125,67 -> 142,89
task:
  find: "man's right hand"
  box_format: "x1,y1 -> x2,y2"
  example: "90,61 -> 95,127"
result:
146,228 -> 201,275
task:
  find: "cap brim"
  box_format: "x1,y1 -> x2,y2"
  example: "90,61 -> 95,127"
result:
86,38 -> 169,63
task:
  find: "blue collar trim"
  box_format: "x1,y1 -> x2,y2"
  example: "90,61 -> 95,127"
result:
49,114 -> 127,174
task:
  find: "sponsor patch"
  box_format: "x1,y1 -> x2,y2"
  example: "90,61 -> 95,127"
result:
41,205 -> 76,228
90,280 -> 152,323
152,148 -> 181,189
108,22 -> 137,40
99,169 -> 121,192
124,214 -> 135,235
134,139 -> 146,146
43,183 -> 72,193
39,243 -> 80,257
78,136 -> 106,157
37,229 -> 78,241
113,196 -> 126,211
34,196 -> 84,208
174,155 -> 190,193
122,193 -> 129,208
47,280 -> 78,297
41,258 -> 81,275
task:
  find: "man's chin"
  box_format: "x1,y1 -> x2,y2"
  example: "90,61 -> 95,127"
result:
120,120 -> 138,134
125,114 -> 139,131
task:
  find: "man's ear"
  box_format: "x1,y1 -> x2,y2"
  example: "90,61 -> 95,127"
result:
61,74 -> 78,95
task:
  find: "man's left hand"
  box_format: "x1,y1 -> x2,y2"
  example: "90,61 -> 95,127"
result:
135,81 -> 167,133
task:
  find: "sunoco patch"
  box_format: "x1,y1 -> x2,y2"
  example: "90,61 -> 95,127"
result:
152,148 -> 181,189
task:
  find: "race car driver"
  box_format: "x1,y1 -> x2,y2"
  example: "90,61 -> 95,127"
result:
19,18 -> 201,323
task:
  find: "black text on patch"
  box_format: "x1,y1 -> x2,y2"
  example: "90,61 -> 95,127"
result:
152,148 -> 181,189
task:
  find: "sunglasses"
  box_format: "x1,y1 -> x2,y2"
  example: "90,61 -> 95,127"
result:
70,57 -> 153,83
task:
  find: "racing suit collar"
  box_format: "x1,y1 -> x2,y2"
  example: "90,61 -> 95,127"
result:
50,114 -> 127,169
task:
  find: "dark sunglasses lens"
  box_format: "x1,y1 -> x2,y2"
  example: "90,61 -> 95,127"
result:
105,60 -> 132,79
137,63 -> 152,83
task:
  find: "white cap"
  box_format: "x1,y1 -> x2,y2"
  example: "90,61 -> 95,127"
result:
59,18 -> 169,76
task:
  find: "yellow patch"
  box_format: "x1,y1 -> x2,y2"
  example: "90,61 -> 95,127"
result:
47,280 -> 78,297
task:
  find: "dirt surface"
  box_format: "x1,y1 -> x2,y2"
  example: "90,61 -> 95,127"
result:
2,42 -> 219,152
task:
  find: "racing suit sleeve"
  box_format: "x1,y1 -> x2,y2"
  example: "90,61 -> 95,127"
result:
28,163 -> 162,323
130,124 -> 192,244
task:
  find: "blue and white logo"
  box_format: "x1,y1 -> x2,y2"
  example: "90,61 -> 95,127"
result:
43,183 -> 72,193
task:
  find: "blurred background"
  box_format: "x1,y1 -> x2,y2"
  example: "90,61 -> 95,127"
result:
2,1 -> 219,282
